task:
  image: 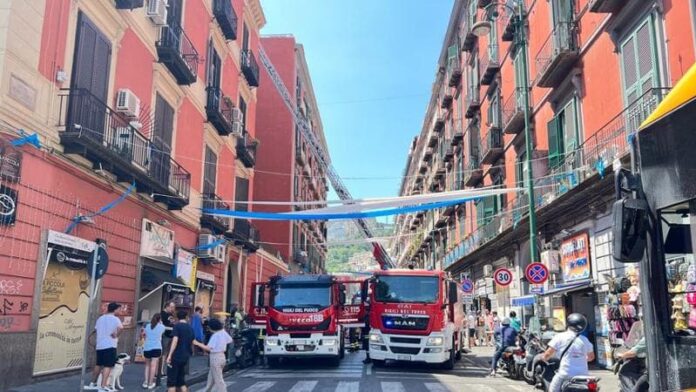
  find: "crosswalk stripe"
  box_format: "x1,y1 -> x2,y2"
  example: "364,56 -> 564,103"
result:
242,381 -> 276,392
335,381 -> 360,392
288,381 -> 318,392
424,383 -> 449,392
380,381 -> 406,392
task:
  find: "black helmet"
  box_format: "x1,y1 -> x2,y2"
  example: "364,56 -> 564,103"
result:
567,313 -> 588,333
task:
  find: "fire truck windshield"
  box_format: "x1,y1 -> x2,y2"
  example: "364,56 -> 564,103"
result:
272,285 -> 332,309
374,276 -> 439,304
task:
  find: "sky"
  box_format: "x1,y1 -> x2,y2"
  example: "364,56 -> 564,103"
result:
261,0 -> 455,201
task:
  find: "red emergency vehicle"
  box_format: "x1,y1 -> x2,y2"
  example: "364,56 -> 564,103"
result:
363,269 -> 465,369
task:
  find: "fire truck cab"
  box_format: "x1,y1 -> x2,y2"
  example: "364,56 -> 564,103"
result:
363,269 -> 465,369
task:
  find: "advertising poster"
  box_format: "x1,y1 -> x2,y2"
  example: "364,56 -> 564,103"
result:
33,231 -> 94,375
560,232 -> 591,283
175,249 -> 197,292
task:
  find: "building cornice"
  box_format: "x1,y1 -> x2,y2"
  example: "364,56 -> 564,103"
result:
245,0 -> 267,30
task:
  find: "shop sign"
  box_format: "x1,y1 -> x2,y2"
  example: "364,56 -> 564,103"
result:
175,249 -> 197,292
198,280 -> 215,291
530,284 -> 545,294
34,232 -> 96,375
140,219 -> 175,261
163,283 -> 190,295
0,185 -> 18,226
476,279 -> 487,296
560,232 -> 591,283
196,270 -> 215,282
0,134 -> 22,181
462,293 -> 474,304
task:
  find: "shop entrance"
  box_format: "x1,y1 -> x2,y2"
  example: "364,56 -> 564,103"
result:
567,289 -> 597,344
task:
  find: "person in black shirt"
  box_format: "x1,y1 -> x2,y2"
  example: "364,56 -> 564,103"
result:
166,310 -> 208,391
161,301 -> 176,338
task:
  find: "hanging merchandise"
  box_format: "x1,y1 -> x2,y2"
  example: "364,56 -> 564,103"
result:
665,257 -> 696,335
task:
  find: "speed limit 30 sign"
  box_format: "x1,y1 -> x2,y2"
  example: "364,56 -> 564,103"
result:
493,268 -> 513,286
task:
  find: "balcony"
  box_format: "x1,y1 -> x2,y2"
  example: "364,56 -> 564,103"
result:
424,147 -> 434,162
226,218 -> 260,252
589,0 -> 624,13
241,49 -> 260,87
447,57 -> 463,87
535,22 -> 579,88
206,87 -> 236,136
440,90 -> 453,109
201,194 -> 230,234
156,24 -> 199,85
503,87 -> 530,134
295,142 -> 306,165
478,0 -> 492,7
236,133 -> 258,168
434,114 -> 446,133
481,127 -> 504,164
451,122 -> 464,145
115,0 -> 144,9
428,131 -> 438,148
57,88 -> 190,210
501,5 -> 518,42
480,46 -> 501,85
465,87 -> 481,118
444,145 -> 455,163
213,0 -> 238,40
460,22 -> 477,52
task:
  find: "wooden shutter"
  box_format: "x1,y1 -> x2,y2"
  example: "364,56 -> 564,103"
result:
167,0 -> 183,27
239,96 -> 247,130
547,116 -> 561,168
204,146 -> 217,195
562,98 -> 578,159
621,17 -> 657,106
242,24 -> 250,52
235,177 -> 249,211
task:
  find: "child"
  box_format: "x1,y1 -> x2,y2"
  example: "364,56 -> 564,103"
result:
202,318 -> 233,392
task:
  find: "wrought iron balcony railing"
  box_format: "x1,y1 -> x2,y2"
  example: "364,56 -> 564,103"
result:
201,194 -> 231,233
535,21 -> 579,88
236,133 -> 258,168
228,218 -> 260,252
213,0 -> 238,40
115,0 -> 144,9
480,45 -> 501,85
465,85 -> 481,118
502,87 -> 530,134
57,88 -> 190,209
156,24 -> 199,85
481,127 -> 503,164
464,151 -> 484,187
241,49 -> 260,87
589,0 -> 624,13
206,86 -> 235,136
447,56 -> 463,87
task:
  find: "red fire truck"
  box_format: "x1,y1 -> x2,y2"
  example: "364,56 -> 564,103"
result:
362,269 -> 465,369
250,274 -> 365,366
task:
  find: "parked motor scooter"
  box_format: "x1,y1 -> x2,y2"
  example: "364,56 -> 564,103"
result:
534,356 -> 601,392
233,327 -> 261,368
523,333 -> 545,385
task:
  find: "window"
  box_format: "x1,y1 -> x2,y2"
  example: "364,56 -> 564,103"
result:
203,146 -> 217,196
619,16 -> 660,106
234,177 -> 249,211
513,48 -> 528,106
516,150 -> 527,188
239,96 -> 247,130
487,87 -> 501,129
551,0 -> 575,25
547,97 -> 580,169
206,40 -> 221,88
152,94 -> 175,184
242,23 -> 249,52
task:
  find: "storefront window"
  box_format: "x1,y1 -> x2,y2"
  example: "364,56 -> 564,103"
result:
660,200 -> 696,336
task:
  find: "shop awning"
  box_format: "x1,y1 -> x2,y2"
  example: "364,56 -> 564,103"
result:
139,267 -> 189,302
539,279 -> 593,297
511,295 -> 536,307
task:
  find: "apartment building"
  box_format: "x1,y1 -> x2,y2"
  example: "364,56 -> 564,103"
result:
255,35 -> 329,274
393,0 -> 696,367
0,0 -> 289,387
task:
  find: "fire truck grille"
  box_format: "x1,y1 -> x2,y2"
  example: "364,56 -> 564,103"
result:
390,337 -> 421,344
381,315 -> 429,331
389,346 -> 421,355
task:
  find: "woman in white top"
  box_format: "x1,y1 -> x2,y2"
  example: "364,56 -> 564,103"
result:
201,318 -> 233,392
141,313 -> 166,389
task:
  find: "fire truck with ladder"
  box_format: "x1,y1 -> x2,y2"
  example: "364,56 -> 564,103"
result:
249,274 -> 366,366
361,269 -> 465,369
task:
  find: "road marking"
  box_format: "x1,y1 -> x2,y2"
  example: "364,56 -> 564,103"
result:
335,381 -> 360,392
424,383 -> 448,392
380,381 -> 406,392
194,380 -> 234,392
242,381 -> 276,392
366,363 -> 372,375
288,381 -> 318,392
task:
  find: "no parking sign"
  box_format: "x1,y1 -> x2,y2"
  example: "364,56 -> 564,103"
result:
525,262 -> 549,285
493,268 -> 513,287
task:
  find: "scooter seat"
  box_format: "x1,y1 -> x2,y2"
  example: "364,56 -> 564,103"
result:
569,375 -> 600,383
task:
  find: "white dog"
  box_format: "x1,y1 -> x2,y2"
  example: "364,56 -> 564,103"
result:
96,353 -> 130,390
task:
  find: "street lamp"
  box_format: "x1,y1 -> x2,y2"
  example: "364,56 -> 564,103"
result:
472,1 -> 538,264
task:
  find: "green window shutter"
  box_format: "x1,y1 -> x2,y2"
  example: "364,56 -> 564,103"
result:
562,98 -> 578,158
620,17 -> 657,107
547,116 -> 560,168
448,44 -> 458,60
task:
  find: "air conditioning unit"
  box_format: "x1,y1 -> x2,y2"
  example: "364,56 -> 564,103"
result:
231,108 -> 243,123
147,0 -> 168,25
116,89 -> 140,117
483,264 -> 493,277
231,121 -> 243,136
541,250 -> 561,272
197,234 -> 217,259
212,243 -> 226,264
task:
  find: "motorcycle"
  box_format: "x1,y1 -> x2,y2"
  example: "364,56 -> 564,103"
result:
613,321 -> 646,392
523,333 -> 546,385
233,327 -> 261,368
534,356 -> 601,392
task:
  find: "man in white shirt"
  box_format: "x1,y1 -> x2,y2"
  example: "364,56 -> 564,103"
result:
86,302 -> 124,392
542,313 -> 595,392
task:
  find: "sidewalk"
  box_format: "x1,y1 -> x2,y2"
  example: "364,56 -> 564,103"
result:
9,356 -> 216,392
467,346 -> 620,392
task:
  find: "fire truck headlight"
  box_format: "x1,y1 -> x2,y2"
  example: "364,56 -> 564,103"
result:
266,339 -> 279,346
369,334 -> 384,344
322,339 -> 337,346
426,337 -> 444,346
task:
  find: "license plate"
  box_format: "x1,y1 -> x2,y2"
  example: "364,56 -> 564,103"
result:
296,345 -> 305,351
396,354 -> 411,361
295,340 -> 307,344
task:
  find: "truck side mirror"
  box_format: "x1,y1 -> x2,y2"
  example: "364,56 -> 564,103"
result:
339,285 -> 347,305
360,281 -> 368,303
612,199 -> 648,263
449,282 -> 458,304
257,286 -> 265,307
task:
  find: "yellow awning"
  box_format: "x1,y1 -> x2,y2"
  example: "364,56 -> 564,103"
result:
640,63 -> 696,129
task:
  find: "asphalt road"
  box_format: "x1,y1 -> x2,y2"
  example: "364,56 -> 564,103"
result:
189,350 -> 542,392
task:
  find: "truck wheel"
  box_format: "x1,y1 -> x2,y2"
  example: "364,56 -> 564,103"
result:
441,344 -> 456,370
330,355 -> 341,367
455,334 -> 462,361
339,341 -> 345,359
371,359 -> 385,368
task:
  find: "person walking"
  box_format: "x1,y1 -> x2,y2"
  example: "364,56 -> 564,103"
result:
191,306 -> 205,350
467,312 -> 477,348
86,302 -> 123,392
485,310 -> 495,346
165,310 -> 208,392
489,318 -> 518,376
542,313 -> 595,392
509,311 -> 522,332
476,311 -> 486,346
202,318 -> 233,392
142,313 -> 166,389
